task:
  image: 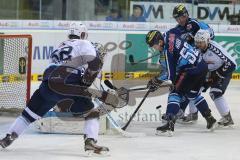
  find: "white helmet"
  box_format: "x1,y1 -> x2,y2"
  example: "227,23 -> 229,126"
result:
68,22 -> 88,40
194,29 -> 210,44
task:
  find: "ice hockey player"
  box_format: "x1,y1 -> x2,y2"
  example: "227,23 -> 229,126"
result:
0,23 -> 115,155
194,29 -> 237,127
172,4 -> 215,123
172,4 -> 214,45
145,29 -> 217,136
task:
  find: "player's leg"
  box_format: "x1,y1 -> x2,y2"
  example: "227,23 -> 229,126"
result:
156,91 -> 181,136
0,82 -> 57,148
181,100 -> 199,123
70,97 -> 109,154
210,73 -> 234,127
156,72 -> 194,135
187,72 -> 217,130
187,91 -> 216,130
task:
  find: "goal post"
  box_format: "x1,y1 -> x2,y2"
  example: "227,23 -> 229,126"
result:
0,34 -> 32,114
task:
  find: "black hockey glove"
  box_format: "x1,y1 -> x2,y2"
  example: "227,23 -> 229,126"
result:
211,71 -> 224,85
147,77 -> 163,92
202,72 -> 212,92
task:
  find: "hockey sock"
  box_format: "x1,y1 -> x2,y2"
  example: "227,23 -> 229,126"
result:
189,100 -> 198,114
214,96 -> 230,116
179,97 -> 189,112
84,118 -> 99,140
194,96 -> 210,117
166,103 -> 180,116
7,115 -> 31,136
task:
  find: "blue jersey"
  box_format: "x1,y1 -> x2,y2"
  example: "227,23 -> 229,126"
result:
158,28 -> 206,82
175,18 -> 214,45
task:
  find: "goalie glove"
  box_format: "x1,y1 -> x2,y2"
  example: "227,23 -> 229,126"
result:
99,90 -> 119,107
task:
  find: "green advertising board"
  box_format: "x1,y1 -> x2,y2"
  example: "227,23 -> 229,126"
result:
214,36 -> 240,73
126,34 -> 240,78
125,34 -> 160,73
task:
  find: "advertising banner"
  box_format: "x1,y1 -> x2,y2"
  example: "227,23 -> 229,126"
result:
130,2 -> 240,24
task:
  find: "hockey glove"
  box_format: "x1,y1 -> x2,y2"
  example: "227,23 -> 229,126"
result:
210,71 -> 224,85
147,77 -> 163,92
99,90 -> 119,107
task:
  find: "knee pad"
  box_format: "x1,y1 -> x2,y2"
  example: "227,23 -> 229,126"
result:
209,88 -> 223,100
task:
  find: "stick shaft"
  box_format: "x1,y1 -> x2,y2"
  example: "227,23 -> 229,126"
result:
122,90 -> 151,130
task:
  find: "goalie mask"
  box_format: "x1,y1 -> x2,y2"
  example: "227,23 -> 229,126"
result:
68,22 -> 88,40
92,42 -> 107,64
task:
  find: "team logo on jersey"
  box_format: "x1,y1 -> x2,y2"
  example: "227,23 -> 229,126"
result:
186,24 -> 192,31
168,34 -> 175,53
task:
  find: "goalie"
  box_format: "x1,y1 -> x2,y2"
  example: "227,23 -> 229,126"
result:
0,23 -> 124,155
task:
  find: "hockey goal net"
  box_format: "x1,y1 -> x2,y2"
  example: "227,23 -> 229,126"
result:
0,34 -> 32,114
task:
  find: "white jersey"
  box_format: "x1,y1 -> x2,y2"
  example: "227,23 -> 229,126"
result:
200,41 -> 236,74
50,39 -> 96,67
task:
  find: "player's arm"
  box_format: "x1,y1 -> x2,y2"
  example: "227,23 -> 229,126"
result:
215,54 -> 236,78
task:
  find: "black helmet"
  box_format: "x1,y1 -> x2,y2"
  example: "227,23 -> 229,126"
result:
146,30 -> 163,47
172,4 -> 188,18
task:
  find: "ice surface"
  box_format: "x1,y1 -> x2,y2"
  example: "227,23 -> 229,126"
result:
0,81 -> 240,160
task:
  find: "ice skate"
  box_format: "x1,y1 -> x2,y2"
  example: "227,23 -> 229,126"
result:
157,115 -> 176,137
0,132 -> 18,148
162,109 -> 184,123
205,115 -> 217,131
84,138 -> 109,156
180,112 -> 198,124
217,112 -> 234,128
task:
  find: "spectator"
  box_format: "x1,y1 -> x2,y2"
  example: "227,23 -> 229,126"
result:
129,5 -> 146,22
105,9 -> 122,21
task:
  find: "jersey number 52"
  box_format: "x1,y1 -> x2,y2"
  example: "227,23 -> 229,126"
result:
179,42 -> 199,64
51,46 -> 73,63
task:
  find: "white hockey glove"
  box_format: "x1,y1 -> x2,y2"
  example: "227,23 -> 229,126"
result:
99,90 -> 119,107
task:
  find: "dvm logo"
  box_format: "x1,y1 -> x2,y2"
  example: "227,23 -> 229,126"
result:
219,41 -> 240,70
197,6 -> 232,20
138,4 -> 163,19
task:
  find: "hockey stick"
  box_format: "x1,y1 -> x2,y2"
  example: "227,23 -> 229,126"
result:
94,98 -> 145,137
104,80 -> 148,92
97,81 -> 145,137
129,53 -> 161,65
104,80 -> 172,92
121,89 -> 151,130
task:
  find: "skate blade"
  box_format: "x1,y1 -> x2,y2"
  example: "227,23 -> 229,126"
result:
155,130 -> 173,137
176,119 -> 197,124
85,150 -> 110,157
216,123 -> 234,129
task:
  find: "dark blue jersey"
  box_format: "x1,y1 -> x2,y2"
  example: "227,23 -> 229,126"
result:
175,18 -> 214,45
158,28 -> 206,82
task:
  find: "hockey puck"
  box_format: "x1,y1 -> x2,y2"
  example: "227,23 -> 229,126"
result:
156,105 -> 162,109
